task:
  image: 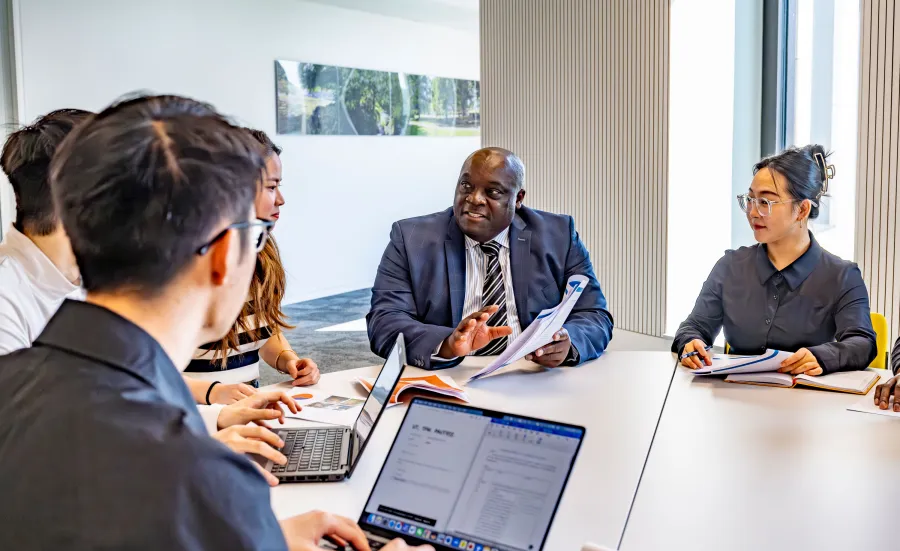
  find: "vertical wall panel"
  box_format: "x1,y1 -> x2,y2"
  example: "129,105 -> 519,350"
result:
480,0 -> 670,336
857,0 -> 900,343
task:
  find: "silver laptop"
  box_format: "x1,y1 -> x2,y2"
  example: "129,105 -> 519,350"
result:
259,333 -> 405,483
329,397 -> 586,550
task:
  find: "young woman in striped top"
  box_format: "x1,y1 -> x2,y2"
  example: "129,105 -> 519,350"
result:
183,128 -> 320,398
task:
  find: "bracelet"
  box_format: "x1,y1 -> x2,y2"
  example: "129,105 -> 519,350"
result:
205,381 -> 221,405
274,349 -> 293,373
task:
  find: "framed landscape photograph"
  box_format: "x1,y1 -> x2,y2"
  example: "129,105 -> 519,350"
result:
275,60 -> 480,137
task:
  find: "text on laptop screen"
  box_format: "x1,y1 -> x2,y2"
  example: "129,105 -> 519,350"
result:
350,337 -> 405,468
362,400 -> 584,551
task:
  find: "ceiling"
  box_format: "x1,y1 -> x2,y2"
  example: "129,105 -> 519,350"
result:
302,0 -> 479,33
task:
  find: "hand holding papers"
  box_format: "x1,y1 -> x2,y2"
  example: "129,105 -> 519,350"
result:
467,275 -> 589,383
686,349 -> 794,375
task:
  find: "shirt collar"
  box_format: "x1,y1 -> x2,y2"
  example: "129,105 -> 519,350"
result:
1,225 -> 80,298
464,227 -> 511,251
755,231 -> 824,290
34,300 -> 204,432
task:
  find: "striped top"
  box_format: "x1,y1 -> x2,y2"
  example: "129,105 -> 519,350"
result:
462,228 -> 523,346
183,306 -> 271,385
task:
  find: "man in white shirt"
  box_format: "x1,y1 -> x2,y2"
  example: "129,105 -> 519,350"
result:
0,109 -> 89,355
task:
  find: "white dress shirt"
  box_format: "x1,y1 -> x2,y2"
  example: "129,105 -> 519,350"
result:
0,226 -> 83,354
435,228 -> 522,358
197,404 -> 225,435
461,228 -> 522,341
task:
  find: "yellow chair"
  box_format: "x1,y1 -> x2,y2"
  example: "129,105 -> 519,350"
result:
870,312 -> 889,369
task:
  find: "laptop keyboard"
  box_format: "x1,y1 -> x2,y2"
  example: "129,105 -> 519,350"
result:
271,428 -> 344,474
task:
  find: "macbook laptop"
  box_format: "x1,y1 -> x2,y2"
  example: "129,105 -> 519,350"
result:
327,397 -> 585,550
259,333 -> 406,483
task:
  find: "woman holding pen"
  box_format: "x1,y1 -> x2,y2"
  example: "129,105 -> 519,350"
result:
673,145 -> 876,376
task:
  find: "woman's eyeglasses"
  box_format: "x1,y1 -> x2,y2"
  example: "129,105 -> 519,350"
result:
196,218 -> 275,256
736,194 -> 816,218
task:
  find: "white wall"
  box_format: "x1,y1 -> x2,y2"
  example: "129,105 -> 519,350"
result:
12,0 -> 480,304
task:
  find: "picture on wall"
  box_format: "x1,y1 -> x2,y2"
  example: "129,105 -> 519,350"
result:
275,60 -> 480,136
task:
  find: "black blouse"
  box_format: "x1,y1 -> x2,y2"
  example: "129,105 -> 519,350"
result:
673,233 -> 877,374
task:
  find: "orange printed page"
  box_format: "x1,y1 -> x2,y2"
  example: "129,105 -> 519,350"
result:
357,375 -> 467,405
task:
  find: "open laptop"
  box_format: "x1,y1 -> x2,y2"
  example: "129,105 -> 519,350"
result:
259,333 -> 406,483
330,397 -> 585,550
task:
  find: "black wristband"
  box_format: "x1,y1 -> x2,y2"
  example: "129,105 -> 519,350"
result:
205,381 -> 221,405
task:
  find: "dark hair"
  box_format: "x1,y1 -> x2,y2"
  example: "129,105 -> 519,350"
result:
50,94 -> 266,295
1,109 -> 94,236
243,127 -> 282,156
753,144 -> 831,220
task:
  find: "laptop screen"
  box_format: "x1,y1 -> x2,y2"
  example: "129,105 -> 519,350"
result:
348,333 -> 406,474
359,398 -> 585,551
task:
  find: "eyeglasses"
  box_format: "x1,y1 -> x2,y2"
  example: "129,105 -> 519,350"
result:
196,218 -> 275,256
736,194 -> 817,218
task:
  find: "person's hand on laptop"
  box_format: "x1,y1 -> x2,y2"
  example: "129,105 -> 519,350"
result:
208,382 -> 257,404
216,390 -> 299,430
378,539 -> 433,550
525,328 -> 573,368
280,511 -> 368,550
212,425 -> 286,486
281,510 -> 435,551
437,305 -> 513,358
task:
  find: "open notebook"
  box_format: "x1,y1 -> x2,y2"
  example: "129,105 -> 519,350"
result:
356,374 -> 469,407
725,369 -> 880,395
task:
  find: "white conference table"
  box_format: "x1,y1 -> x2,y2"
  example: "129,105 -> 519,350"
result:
266,352 -> 676,550
620,368 -> 900,551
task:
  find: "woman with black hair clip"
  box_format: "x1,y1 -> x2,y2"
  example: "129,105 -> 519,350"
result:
673,144 -> 877,376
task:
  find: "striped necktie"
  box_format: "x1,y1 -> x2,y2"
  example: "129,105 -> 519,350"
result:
474,240 -> 509,356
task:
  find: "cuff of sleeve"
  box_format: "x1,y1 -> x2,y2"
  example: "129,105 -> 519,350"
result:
562,344 -> 581,366
198,404 -> 226,434
806,344 -> 837,375
672,333 -> 701,356
406,327 -> 455,369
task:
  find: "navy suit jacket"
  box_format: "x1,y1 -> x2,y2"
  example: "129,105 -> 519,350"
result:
367,207 -> 614,370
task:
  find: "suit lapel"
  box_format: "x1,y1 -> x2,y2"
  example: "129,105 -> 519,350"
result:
509,214 -> 532,329
445,217 -> 466,326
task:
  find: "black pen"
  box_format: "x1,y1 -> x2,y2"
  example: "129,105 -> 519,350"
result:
680,345 -> 712,361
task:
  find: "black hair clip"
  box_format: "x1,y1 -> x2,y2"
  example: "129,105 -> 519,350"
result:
814,152 -> 835,194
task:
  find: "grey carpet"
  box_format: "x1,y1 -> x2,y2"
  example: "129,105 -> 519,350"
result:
259,288 -> 381,386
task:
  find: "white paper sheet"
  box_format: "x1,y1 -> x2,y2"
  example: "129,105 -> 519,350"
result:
282,390 -> 363,426
848,395 -> 900,418
466,274 -> 588,383
689,349 -> 793,375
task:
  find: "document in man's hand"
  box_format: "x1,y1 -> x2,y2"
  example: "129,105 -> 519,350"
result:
688,349 -> 792,375
466,274 -> 589,384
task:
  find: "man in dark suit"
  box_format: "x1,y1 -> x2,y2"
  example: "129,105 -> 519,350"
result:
368,147 -> 614,370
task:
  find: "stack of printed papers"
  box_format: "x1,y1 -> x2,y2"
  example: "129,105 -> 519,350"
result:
356,374 -> 469,407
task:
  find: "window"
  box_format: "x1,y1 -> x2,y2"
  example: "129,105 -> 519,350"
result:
784,0 -> 859,261
666,0 -> 860,338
